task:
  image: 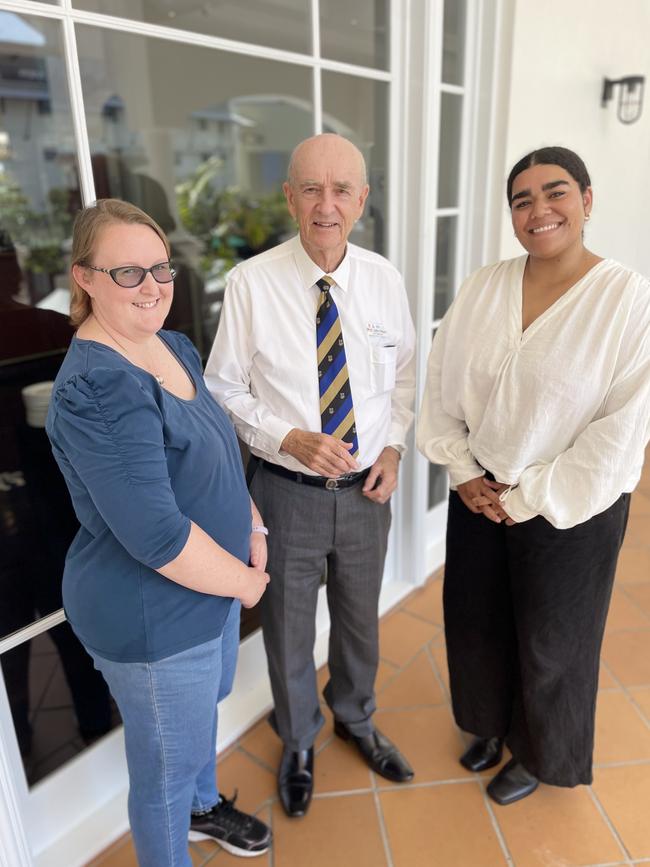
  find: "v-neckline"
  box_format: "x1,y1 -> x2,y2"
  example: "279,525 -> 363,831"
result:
514,256 -> 608,341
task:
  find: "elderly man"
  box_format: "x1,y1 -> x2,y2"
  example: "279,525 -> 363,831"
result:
205,133 -> 416,817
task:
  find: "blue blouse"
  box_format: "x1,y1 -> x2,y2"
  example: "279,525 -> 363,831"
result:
46,330 -> 251,663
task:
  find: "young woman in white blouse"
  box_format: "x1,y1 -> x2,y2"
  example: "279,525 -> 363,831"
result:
417,146 -> 650,806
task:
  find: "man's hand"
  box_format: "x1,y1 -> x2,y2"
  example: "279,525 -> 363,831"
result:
249,496 -> 268,570
362,446 -> 400,504
281,429 -> 359,477
457,476 -> 514,524
249,531 -> 267,572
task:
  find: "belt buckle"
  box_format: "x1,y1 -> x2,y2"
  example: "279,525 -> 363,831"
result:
325,478 -> 339,491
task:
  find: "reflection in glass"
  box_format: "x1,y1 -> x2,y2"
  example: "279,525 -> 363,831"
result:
76,25 -> 313,356
442,0 -> 466,85
437,92 -> 462,209
0,13 -> 80,312
434,216 -> 457,320
1,632 -> 119,786
0,13 -> 118,784
0,11 -> 78,632
73,0 -> 311,55
322,72 -> 388,255
320,0 -> 389,70
428,463 -> 448,509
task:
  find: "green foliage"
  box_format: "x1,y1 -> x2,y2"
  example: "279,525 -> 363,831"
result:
0,171 -> 32,239
0,170 -> 70,274
24,243 -> 65,275
176,157 -> 293,276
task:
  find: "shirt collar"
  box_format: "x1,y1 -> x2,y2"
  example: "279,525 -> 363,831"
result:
291,234 -> 351,293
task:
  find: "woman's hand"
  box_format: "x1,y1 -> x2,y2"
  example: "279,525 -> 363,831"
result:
239,565 -> 270,608
250,530 -> 268,572
457,476 -> 513,524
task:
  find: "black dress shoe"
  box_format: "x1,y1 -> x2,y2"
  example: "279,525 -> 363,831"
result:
459,736 -> 504,772
487,757 -> 539,805
278,746 -> 314,817
334,720 -> 414,782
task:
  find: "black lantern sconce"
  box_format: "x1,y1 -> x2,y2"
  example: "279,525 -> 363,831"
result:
601,75 -> 645,124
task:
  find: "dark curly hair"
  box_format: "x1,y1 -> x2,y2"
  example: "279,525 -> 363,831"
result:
507,146 -> 591,206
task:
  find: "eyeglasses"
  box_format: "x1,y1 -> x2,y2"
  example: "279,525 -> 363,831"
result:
87,261 -> 176,288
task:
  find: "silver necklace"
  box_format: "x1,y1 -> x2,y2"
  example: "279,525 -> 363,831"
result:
94,319 -> 165,386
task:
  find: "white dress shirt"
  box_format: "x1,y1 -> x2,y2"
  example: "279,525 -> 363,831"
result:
417,256 -> 650,529
205,235 -> 416,474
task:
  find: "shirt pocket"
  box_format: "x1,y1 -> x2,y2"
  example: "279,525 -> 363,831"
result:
370,342 -> 398,393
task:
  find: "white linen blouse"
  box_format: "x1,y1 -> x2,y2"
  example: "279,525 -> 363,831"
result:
416,256 -> 650,528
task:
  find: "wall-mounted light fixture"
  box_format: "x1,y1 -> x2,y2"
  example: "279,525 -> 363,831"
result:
601,75 -> 645,124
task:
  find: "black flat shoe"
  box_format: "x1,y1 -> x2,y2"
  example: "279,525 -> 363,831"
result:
459,736 -> 504,773
334,719 -> 414,783
487,757 -> 539,806
278,746 -> 314,817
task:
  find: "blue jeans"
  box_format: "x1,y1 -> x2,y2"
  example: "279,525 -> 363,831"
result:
88,600 -> 241,867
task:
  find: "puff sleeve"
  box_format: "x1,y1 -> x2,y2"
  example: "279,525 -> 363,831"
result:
49,367 -> 191,568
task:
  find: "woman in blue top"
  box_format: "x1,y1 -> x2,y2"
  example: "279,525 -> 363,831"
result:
46,199 -> 271,865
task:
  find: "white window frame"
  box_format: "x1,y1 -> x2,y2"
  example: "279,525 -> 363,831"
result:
0,1 -> 513,862
398,0 -> 513,587
0,2 -> 401,864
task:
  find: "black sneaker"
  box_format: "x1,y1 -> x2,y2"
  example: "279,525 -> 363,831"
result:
189,792 -> 271,858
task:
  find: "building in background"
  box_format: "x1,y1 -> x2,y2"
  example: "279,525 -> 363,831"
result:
0,1 -> 648,864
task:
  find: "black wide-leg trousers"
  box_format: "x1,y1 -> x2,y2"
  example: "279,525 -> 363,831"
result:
444,490 -> 630,787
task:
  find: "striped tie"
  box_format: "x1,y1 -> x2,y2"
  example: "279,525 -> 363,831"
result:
316,276 -> 359,458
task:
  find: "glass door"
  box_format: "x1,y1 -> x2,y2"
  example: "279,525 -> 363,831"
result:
0,2 -> 394,863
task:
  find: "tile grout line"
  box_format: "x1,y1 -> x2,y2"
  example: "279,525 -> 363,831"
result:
615,581 -> 650,626
581,862 -> 642,867
378,582 -> 445,867
423,641 -> 451,704
378,634 -> 442,673
599,659 -> 650,731
266,802 -> 275,867
477,777 -> 515,867
594,759 -> 650,769
600,626 -> 650,634
371,769 -> 395,867
311,776 -> 488,799
586,785 -> 634,866
374,663 -> 403,696
237,742 -> 279,774
400,607 -> 444,628
375,702 -> 451,713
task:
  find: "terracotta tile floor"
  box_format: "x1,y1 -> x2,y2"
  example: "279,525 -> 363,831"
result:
88,462 -> 650,867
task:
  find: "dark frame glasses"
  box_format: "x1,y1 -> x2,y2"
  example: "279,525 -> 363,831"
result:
87,261 -> 176,288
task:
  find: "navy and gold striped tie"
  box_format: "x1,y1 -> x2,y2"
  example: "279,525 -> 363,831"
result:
316,276 -> 359,458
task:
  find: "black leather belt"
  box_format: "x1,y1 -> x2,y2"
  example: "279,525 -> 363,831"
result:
260,459 -> 370,491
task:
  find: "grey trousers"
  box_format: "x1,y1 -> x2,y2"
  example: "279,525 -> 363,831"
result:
250,461 -> 391,752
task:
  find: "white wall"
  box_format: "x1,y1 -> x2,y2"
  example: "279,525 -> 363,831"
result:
497,0 -> 650,277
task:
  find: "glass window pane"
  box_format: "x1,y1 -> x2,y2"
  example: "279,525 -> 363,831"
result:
1,633 -> 120,786
0,13 -> 79,635
321,72 -> 388,255
428,463 -> 448,509
73,0 -> 311,55
427,327 -> 448,509
437,92 -> 462,208
0,14 -> 121,784
442,0 -> 466,85
320,0 -> 389,70
434,216 -> 457,319
77,25 -> 313,356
